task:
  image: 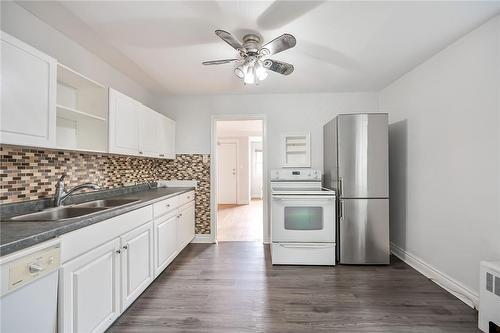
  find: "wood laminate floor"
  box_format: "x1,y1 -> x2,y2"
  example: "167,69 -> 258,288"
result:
108,242 -> 479,333
217,199 -> 263,242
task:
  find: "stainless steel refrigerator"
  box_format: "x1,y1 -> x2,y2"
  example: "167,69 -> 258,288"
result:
323,113 -> 390,264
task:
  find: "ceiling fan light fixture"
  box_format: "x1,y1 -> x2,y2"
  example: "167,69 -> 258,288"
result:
204,30 -> 296,85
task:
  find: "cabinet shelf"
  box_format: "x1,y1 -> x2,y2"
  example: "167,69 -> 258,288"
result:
57,104 -> 106,122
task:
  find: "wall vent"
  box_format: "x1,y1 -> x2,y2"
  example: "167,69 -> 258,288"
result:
479,262 -> 500,332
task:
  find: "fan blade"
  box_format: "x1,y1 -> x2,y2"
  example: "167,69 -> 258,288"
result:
202,59 -> 239,65
215,30 -> 242,50
261,34 -> 296,56
263,59 -> 294,75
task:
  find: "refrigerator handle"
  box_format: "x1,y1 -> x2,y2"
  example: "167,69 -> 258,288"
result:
338,177 -> 343,197
339,199 -> 344,220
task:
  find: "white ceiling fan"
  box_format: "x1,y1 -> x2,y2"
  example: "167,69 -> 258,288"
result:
202,30 -> 296,85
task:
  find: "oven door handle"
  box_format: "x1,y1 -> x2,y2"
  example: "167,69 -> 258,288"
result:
279,243 -> 333,249
272,195 -> 335,200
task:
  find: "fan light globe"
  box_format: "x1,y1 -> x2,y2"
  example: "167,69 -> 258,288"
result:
255,60 -> 268,81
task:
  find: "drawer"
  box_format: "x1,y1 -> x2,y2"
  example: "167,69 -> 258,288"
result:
177,190 -> 195,207
271,242 -> 335,266
153,196 -> 178,218
60,206 -> 152,263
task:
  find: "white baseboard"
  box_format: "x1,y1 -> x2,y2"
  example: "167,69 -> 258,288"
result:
391,242 -> 479,309
191,234 -> 215,243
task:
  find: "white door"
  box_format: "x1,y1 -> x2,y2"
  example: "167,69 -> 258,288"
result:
177,202 -> 195,250
154,213 -> 178,276
217,142 -> 237,204
1,32 -> 57,148
251,141 -> 263,199
158,116 -> 176,159
139,106 -> 160,157
59,238 -> 121,333
120,222 -> 154,311
108,88 -> 140,155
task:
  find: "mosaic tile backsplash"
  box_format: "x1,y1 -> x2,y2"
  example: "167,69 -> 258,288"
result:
0,145 -> 211,234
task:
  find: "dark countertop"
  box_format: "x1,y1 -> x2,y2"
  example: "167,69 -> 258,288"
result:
0,186 -> 194,256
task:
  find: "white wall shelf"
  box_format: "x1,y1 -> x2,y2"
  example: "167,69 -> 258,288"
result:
282,133 -> 311,168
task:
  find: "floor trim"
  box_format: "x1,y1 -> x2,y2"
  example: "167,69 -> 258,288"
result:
390,242 -> 479,309
191,234 -> 215,243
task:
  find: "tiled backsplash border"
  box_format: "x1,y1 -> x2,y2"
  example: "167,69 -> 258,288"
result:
0,145 -> 211,234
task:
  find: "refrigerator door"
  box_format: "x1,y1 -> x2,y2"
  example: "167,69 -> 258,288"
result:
339,198 -> 389,264
323,117 -> 338,191
337,114 -> 389,198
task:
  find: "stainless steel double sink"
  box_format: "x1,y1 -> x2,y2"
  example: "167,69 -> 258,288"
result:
10,199 -> 140,222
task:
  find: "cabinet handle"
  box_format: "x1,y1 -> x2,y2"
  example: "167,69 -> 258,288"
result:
166,204 -> 170,208
159,154 -> 165,157
139,151 -> 143,155
123,245 -> 128,250
115,249 -> 121,254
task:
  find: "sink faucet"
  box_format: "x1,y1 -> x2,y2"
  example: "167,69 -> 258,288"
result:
54,174 -> 101,207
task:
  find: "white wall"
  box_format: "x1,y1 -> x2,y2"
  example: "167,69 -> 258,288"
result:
1,1 -> 162,110
162,92 -> 379,171
380,15 -> 500,299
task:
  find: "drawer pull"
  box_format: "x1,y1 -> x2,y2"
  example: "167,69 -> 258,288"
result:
115,249 -> 121,254
166,204 -> 170,208
123,245 -> 128,250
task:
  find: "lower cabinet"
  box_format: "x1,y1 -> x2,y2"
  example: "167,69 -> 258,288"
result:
59,238 -> 121,333
120,222 -> 154,311
154,213 -> 178,277
59,194 -> 195,333
177,202 -> 195,250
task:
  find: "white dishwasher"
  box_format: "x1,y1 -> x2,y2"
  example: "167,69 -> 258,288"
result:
0,239 -> 60,333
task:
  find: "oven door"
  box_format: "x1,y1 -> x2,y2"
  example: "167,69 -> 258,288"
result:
271,195 -> 335,242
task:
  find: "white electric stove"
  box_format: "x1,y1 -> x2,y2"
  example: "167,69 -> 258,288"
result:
270,169 -> 336,265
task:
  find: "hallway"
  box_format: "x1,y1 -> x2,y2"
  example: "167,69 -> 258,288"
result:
217,199 -> 263,242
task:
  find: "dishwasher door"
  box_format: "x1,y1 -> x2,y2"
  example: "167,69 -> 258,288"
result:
0,240 -> 60,333
0,270 -> 58,333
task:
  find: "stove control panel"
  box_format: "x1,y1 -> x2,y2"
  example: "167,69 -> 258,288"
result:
270,169 -> 321,181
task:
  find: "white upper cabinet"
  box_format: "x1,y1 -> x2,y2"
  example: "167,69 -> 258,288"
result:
159,115 -> 176,159
139,106 -> 161,157
110,88 -> 176,159
56,64 -> 108,152
1,32 -> 57,148
108,88 -> 141,155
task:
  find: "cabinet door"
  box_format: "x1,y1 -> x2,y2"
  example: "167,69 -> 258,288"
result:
154,213 -> 177,276
177,202 -> 195,250
108,88 -> 140,155
139,106 -> 160,157
158,115 -> 176,159
59,238 -> 121,333
1,32 -> 56,148
120,222 -> 154,311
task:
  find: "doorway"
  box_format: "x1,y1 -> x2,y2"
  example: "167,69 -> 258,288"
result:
214,118 -> 264,242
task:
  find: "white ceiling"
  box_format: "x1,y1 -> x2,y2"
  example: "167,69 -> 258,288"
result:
19,1 -> 500,95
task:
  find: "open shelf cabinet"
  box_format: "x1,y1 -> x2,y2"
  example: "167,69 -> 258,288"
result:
282,133 -> 311,167
56,64 -> 108,152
